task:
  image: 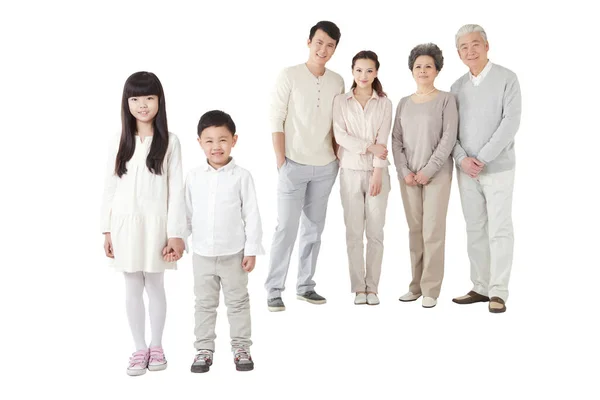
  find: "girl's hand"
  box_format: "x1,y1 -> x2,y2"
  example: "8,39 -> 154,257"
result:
368,144 -> 388,160
104,233 -> 114,258
415,171 -> 430,185
369,169 -> 383,197
404,172 -> 417,186
242,256 -> 256,272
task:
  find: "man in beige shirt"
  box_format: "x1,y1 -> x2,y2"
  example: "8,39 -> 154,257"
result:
265,21 -> 345,312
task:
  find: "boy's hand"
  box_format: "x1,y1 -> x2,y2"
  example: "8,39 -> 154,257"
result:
103,233 -> 114,258
242,256 -> 256,272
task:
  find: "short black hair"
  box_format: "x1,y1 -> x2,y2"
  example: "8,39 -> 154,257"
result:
197,110 -> 236,137
408,43 -> 444,71
309,21 -> 341,45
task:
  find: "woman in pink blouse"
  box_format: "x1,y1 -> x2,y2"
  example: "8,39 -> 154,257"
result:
333,51 -> 392,306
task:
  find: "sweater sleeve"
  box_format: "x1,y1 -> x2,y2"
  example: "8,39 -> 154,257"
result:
391,98 -> 412,178
476,74 -> 522,164
270,68 -> 292,133
420,94 -> 458,178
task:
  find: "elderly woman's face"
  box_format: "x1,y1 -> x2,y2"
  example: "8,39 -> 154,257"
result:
412,55 -> 438,85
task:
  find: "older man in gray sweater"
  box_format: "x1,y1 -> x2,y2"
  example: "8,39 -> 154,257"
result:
450,24 -> 521,313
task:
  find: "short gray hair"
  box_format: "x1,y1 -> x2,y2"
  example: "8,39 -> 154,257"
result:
455,24 -> 488,48
408,43 -> 444,71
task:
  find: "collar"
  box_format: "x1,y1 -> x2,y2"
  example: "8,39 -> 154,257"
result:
346,89 -> 379,101
469,60 -> 493,85
203,157 -> 236,173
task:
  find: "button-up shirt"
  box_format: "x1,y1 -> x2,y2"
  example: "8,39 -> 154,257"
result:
470,60 -> 493,86
270,63 -> 345,166
185,158 -> 264,257
332,90 -> 392,170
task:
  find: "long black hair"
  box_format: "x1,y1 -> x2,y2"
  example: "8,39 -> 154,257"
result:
350,50 -> 386,97
115,71 -> 169,177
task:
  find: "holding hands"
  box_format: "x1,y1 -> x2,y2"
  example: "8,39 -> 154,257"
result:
162,237 -> 185,262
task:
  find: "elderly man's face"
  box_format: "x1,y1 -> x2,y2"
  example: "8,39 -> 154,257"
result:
457,32 -> 489,70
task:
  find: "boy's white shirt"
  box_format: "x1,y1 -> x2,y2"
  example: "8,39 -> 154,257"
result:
185,157 -> 265,257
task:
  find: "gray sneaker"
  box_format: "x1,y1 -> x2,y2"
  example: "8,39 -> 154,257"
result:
233,348 -> 254,371
190,349 -> 213,373
267,297 -> 286,312
297,291 -> 326,304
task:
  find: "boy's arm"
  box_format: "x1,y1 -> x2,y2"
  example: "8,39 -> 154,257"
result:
240,171 -> 265,256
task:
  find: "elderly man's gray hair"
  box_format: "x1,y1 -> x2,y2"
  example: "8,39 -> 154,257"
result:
455,24 -> 488,48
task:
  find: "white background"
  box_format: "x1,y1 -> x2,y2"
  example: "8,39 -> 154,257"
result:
2,0 -> 599,398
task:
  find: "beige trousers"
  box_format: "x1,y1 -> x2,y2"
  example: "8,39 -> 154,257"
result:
340,168 -> 390,293
193,251 -> 251,352
399,160 -> 452,298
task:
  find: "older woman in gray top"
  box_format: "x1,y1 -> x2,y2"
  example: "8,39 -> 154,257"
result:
392,43 -> 458,308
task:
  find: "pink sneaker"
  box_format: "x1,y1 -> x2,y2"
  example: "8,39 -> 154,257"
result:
148,346 -> 168,371
127,349 -> 149,376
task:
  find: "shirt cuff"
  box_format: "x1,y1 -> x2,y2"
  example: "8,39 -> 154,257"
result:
244,243 -> 265,256
455,154 -> 467,168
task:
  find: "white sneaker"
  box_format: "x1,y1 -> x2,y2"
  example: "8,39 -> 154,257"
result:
366,293 -> 380,305
422,297 -> 437,308
399,292 -> 421,302
354,293 -> 367,305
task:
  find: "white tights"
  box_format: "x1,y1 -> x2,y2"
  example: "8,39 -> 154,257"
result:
123,272 -> 166,351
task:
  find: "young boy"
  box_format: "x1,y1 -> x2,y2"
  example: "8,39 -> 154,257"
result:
184,110 -> 264,372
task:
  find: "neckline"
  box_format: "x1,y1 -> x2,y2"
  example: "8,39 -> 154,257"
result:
409,91 -> 441,105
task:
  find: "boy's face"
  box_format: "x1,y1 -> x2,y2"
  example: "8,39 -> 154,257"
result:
198,126 -> 237,168
307,29 -> 337,66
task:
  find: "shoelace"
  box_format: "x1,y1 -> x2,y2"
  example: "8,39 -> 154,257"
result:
195,350 -> 212,362
234,349 -> 250,361
129,350 -> 148,366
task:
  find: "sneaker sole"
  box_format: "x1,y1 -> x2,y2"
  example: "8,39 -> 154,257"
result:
268,305 -> 286,312
191,363 -> 211,373
127,368 -> 147,376
367,302 -> 380,306
296,295 -> 326,304
422,304 -> 437,308
148,362 -> 167,371
236,363 -> 254,371
354,302 -> 367,305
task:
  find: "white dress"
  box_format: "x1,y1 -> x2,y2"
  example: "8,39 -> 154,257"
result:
101,133 -> 186,272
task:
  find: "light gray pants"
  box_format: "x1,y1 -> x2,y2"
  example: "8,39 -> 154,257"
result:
265,158 -> 338,298
457,168 -> 515,301
340,168 -> 390,294
193,251 -> 251,352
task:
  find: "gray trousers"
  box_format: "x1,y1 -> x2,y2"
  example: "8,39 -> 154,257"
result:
265,158 -> 338,298
457,168 -> 515,301
193,251 -> 251,352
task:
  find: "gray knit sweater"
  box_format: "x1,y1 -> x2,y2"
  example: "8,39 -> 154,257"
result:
451,63 -> 521,173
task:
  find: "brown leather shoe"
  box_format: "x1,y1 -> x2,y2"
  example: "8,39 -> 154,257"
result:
488,297 -> 506,313
452,291 -> 490,304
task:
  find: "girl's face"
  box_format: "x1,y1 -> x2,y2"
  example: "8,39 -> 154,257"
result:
412,55 -> 438,85
198,126 -> 238,169
128,95 -> 159,124
353,58 -> 377,91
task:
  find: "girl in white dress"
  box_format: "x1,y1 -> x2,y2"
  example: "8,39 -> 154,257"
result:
101,71 -> 186,376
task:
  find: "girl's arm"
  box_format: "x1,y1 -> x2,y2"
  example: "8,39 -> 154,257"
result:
100,137 -> 118,234
166,134 -> 187,247
241,171 -> 265,257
